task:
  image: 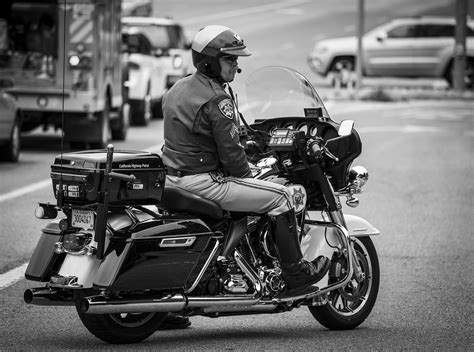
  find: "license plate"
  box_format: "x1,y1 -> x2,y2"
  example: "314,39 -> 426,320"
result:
72,209 -> 95,230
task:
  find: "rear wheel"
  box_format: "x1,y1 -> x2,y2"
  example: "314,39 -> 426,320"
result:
130,84 -> 152,126
90,98 -> 111,149
309,236 -> 379,330
445,58 -> 474,89
0,114 -> 20,162
111,103 -> 129,141
330,56 -> 355,88
75,291 -> 167,344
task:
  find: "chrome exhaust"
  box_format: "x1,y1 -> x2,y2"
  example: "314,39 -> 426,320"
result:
81,294 -> 187,314
81,293 -> 264,315
24,287 -> 75,306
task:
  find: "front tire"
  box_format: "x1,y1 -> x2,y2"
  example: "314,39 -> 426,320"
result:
309,236 -> 379,330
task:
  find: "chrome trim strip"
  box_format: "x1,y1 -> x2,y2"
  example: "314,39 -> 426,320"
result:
184,239 -> 220,294
159,236 -> 196,248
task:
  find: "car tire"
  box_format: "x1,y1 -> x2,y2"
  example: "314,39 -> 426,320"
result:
330,57 -> 355,88
445,58 -> 474,90
0,114 -> 21,162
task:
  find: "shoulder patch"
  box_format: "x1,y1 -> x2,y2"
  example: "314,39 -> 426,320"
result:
218,99 -> 235,120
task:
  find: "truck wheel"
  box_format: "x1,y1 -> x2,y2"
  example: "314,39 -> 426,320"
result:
90,99 -> 111,149
0,115 -> 20,162
130,84 -> 152,126
151,98 -> 163,119
111,103 -> 129,141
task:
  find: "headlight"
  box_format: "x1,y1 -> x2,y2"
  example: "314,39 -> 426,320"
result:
172,55 -> 183,69
349,165 -> 368,189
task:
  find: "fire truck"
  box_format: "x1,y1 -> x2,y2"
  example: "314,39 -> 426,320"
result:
0,0 -> 128,148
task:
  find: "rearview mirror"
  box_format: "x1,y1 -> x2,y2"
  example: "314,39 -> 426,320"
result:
338,120 -> 354,136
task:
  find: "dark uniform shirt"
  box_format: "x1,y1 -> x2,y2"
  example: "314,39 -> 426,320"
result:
162,71 -> 251,178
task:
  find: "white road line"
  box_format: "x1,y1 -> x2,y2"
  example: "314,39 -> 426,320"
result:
0,179 -> 51,203
0,263 -> 28,291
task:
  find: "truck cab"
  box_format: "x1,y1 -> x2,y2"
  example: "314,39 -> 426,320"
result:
0,0 -> 129,149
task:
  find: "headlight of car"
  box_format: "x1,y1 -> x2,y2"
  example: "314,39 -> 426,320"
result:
172,55 -> 183,69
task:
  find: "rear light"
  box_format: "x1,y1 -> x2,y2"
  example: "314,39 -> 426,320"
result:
54,232 -> 96,256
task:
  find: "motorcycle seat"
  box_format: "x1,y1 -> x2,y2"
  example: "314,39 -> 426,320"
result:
160,185 -> 227,220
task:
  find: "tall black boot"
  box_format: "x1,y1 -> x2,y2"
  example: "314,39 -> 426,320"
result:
273,209 -> 330,295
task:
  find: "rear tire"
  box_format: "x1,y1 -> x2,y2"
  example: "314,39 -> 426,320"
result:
130,84 -> 152,126
0,114 -> 20,162
90,97 -> 111,149
111,103 -> 129,141
330,56 -> 355,88
445,58 -> 474,89
75,291 -> 167,344
309,236 -> 379,330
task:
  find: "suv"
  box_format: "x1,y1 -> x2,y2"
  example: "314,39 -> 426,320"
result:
307,16 -> 474,88
121,17 -> 192,126
0,89 -> 20,162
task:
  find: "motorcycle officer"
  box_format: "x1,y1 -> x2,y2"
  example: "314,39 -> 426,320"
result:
162,25 -> 330,297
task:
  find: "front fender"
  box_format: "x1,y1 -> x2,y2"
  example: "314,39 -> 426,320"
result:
345,214 -> 380,237
306,211 -> 380,237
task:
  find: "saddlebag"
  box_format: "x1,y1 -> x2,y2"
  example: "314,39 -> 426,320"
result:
93,218 -> 219,291
50,150 -> 166,205
25,221 -> 64,282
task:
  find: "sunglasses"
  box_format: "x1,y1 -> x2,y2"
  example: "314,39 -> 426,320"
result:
221,55 -> 238,63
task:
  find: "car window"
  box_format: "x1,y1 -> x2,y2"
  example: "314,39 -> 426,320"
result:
123,24 -> 186,50
419,24 -> 454,37
123,33 -> 152,55
467,25 -> 474,37
387,24 -> 418,38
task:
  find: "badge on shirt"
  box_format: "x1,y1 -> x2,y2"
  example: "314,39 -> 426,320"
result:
218,99 -> 235,120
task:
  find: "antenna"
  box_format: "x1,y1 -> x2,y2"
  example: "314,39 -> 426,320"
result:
57,0 -> 68,207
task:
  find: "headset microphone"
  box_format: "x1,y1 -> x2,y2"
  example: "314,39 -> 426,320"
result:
237,68 -> 242,74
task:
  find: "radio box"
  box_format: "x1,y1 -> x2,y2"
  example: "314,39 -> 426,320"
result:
50,150 -> 166,205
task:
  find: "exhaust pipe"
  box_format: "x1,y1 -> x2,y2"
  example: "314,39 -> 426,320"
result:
81,294 -> 187,314
81,293 -> 263,315
24,287 -> 74,306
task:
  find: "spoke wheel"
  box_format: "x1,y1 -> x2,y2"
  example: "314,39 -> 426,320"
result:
309,236 -> 380,330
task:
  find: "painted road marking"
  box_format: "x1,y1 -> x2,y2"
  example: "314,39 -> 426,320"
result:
0,263 -> 28,291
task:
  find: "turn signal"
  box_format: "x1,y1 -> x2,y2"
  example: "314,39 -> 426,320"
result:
35,203 -> 58,219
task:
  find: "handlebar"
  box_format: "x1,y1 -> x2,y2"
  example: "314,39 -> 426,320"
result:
307,138 -> 339,162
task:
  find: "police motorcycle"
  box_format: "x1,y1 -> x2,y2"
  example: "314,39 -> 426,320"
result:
24,66 -> 380,344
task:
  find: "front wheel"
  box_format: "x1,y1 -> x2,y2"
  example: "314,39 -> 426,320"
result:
309,236 -> 380,330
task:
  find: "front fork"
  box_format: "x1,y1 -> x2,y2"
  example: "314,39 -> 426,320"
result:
328,208 -> 364,283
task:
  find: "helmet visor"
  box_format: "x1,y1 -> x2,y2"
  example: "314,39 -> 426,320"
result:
220,45 -> 251,56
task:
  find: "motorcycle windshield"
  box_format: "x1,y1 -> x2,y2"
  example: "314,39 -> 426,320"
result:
241,66 -> 331,122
